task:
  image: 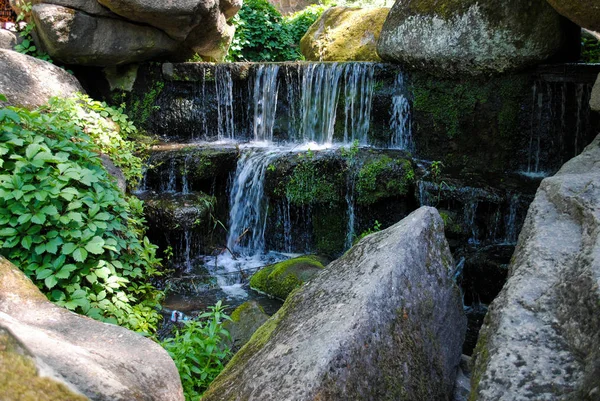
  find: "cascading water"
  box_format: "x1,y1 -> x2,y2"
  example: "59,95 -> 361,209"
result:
390,73 -> 413,151
343,64 -> 375,145
216,65 -> 235,141
300,63 -> 345,144
503,194 -> 520,245
253,65 -> 280,142
227,148 -> 282,256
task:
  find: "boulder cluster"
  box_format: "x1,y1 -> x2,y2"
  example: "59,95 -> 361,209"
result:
10,0 -> 242,65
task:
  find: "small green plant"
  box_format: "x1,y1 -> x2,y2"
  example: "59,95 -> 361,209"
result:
267,163 -> 276,172
13,1 -> 53,62
354,220 -> 382,244
285,152 -> 340,206
161,301 -> 232,400
430,160 -> 443,182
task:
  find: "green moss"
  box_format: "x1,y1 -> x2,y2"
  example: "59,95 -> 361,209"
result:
356,155 -> 414,205
230,301 -> 263,323
0,329 -> 88,401
249,256 -> 325,300
285,155 -> 342,206
301,7 -> 389,61
439,210 -> 462,234
412,77 -> 488,139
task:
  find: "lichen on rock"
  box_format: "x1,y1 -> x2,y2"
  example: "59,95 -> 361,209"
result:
300,6 -> 390,62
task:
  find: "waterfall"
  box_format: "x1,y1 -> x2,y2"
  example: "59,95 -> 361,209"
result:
253,65 -> 280,142
503,194 -> 519,244
343,63 -> 375,145
181,153 -> 192,194
390,73 -> 413,151
300,63 -> 344,144
227,148 -> 282,256
161,158 -> 177,193
464,200 -> 479,245
215,65 -> 235,141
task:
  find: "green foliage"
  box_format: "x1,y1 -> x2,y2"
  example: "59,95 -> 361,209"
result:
582,37 -> 600,63
127,80 -> 164,127
412,78 -> 488,139
13,1 -> 53,63
354,220 -> 381,244
430,160 -> 443,182
0,98 -> 162,335
227,0 -> 327,61
355,156 -> 413,205
161,301 -> 232,400
285,152 -> 340,206
48,95 -> 147,186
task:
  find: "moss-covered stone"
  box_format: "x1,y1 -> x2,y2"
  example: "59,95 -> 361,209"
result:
300,7 -> 390,62
0,328 -> 89,401
224,301 -> 270,351
355,154 -> 414,205
249,255 -> 326,300
312,206 -> 348,256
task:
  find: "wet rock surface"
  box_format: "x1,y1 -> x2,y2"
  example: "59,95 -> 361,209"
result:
202,207 -> 466,401
377,0 -> 573,76
0,256 -> 184,401
470,134 -> 600,400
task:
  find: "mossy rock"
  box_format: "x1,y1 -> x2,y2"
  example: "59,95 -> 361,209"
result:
300,7 -> 390,62
0,328 -> 89,401
249,255 -> 326,300
355,153 -> 414,205
138,191 -> 215,231
378,0 -> 572,76
223,301 -> 270,351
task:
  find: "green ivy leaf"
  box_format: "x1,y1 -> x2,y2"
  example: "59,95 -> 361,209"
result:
72,247 -> 88,262
84,236 -> 105,255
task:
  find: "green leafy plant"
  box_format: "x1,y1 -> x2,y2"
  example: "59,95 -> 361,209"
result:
161,301 -> 232,400
227,0 -> 327,61
47,94 -> 148,187
582,37 -> 600,63
354,220 -> 381,244
0,96 -> 162,334
13,1 -> 53,62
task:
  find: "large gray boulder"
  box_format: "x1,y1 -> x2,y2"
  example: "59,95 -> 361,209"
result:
96,0 -> 211,41
203,207 -> 466,401
0,49 -> 83,109
14,0 -> 240,65
377,0 -> 571,76
0,255 -> 185,401
32,4 -> 178,66
470,135 -> 600,400
546,0 -> 600,32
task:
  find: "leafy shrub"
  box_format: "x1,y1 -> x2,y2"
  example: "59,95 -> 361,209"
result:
227,0 -> 327,62
0,95 -> 162,334
13,1 -> 53,62
49,94 -> 147,186
161,301 -> 232,400
582,37 -> 600,63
